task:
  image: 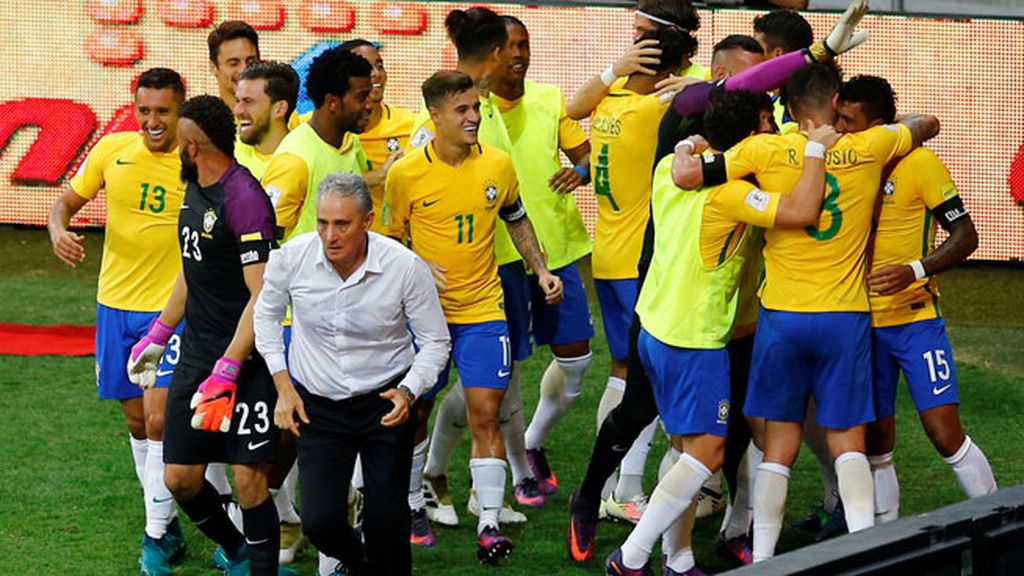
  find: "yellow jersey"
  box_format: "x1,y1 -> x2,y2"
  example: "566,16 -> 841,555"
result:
384,143 -> 521,324
234,140 -> 272,181
590,88 -> 668,279
725,124 -> 914,312
70,132 -> 185,311
360,103 -> 416,233
870,147 -> 961,327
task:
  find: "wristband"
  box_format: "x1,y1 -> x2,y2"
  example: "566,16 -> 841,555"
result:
675,140 -> 695,155
600,66 -> 617,88
804,141 -> 826,159
211,357 -> 242,382
572,164 -> 591,184
909,260 -> 927,281
146,319 -> 175,346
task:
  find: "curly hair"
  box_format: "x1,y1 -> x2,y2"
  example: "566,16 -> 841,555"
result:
180,95 -> 236,158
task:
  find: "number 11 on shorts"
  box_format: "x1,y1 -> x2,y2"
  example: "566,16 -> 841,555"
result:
498,335 -> 510,377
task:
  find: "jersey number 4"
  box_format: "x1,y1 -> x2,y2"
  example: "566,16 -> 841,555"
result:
805,173 -> 842,241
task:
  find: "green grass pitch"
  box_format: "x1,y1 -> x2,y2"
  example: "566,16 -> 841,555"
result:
0,226 -> 1020,575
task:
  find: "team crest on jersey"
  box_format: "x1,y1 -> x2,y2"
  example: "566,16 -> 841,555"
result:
483,181 -> 499,204
883,180 -> 895,197
386,137 -> 401,153
716,399 -> 730,425
203,208 -> 217,235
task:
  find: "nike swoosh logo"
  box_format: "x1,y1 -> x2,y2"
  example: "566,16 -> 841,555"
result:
247,440 -> 270,451
497,370 -> 510,377
152,496 -> 174,504
423,199 -> 440,207
245,537 -> 270,546
115,159 -> 134,165
933,384 -> 952,396
156,369 -> 174,377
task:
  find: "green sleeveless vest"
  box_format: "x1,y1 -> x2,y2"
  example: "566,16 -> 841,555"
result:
276,122 -> 368,241
636,155 -> 757,349
503,81 -> 592,271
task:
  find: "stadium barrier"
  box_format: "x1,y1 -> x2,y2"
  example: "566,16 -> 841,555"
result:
724,483 -> 1024,575
1,1 -> 1021,261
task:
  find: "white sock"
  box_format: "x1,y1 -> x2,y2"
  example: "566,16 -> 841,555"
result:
835,451 -> 874,533
525,354 -> 591,450
351,455 -> 364,490
424,383 -> 467,478
144,440 -> 175,539
752,463 -> 790,563
408,439 -> 428,511
500,364 -> 532,485
616,417 -> 657,502
722,442 -> 760,539
869,452 -> 899,523
621,453 -> 712,569
130,436 -> 148,486
272,462 -> 301,524
318,551 -> 344,576
662,494 -> 698,572
943,436 -> 997,497
659,447 -> 681,481
470,458 -> 507,533
205,462 -> 233,499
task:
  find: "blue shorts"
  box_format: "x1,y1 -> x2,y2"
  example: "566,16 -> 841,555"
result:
154,321 -> 188,389
499,262 -> 532,362
745,308 -> 875,430
873,318 -> 959,418
95,304 -> 158,400
423,321 -> 511,400
594,278 -> 638,361
531,261 -> 595,347
639,329 -> 730,437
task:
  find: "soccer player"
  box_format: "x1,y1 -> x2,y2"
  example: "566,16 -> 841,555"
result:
338,39 -> 416,235
402,7 -> 532,537
208,21 -> 260,112
47,67 -> 187,576
234,61 -> 300,180
605,90 -> 837,576
673,64 -> 940,561
384,70 -> 563,564
262,47 -> 376,241
567,0 -> 706,121
417,14 -> 595,514
751,9 -> 814,133
128,95 -> 292,576
833,76 -> 996,521
586,26 -> 686,522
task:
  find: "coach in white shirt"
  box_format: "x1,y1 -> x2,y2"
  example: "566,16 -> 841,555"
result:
254,172 -> 449,576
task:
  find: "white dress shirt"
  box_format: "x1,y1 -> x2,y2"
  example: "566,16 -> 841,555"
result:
254,231 -> 450,401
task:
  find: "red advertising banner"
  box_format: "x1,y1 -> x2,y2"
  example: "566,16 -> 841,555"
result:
1,2 -> 1021,260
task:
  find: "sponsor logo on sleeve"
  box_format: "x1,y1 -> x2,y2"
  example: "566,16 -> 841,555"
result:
745,189 -> 770,212
240,250 -> 259,264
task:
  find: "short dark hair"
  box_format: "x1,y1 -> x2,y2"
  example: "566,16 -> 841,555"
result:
501,14 -> 527,30
338,39 -> 376,53
422,71 -> 475,109
239,61 -> 300,118
703,89 -> 773,151
135,68 -> 186,102
753,9 -> 813,53
180,95 -> 236,158
781,63 -> 841,119
838,75 -> 897,124
305,46 -> 373,108
713,34 -> 764,57
445,7 -> 507,62
636,0 -> 701,32
637,27 -> 692,73
207,20 -> 259,63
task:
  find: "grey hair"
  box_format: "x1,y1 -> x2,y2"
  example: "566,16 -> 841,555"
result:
315,172 -> 373,216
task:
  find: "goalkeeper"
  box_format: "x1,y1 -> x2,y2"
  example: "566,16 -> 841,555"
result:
127,95 -> 290,576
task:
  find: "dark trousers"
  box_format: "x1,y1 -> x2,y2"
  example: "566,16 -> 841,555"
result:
296,381 -> 414,576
